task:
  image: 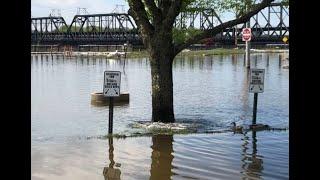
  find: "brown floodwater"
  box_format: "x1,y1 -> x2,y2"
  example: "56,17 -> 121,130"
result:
32,132 -> 288,180
31,53 -> 288,179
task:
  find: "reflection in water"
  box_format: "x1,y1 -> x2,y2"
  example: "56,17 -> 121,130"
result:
41,56 -> 43,66
31,53 -> 288,180
243,54 -> 246,66
103,136 -> 121,180
218,55 -> 223,66
187,56 -> 194,69
279,54 -> 282,67
232,54 -> 237,66
254,55 -> 258,67
180,57 -> 185,68
241,131 -> 263,179
150,135 -> 174,180
199,57 -> 204,70
240,69 -> 250,117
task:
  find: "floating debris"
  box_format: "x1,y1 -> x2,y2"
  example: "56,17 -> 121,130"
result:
130,121 -> 198,134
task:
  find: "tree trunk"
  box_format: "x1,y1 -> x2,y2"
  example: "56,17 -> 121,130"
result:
149,37 -> 175,122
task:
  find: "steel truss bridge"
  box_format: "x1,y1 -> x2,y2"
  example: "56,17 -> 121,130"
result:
31,3 -> 288,46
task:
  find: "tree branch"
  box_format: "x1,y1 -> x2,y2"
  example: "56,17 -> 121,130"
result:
128,0 -> 154,38
144,0 -> 162,25
158,0 -> 172,15
174,0 -> 274,55
163,0 -> 182,28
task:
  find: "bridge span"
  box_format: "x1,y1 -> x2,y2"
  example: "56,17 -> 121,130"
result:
31,3 -> 288,46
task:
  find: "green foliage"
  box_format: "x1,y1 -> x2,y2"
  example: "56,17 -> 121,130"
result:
218,0 -> 288,16
282,0 -> 289,7
53,25 -> 68,32
59,25 -> 69,32
128,0 -> 288,44
54,25 -> 81,32
181,0 -> 225,13
173,28 -> 202,44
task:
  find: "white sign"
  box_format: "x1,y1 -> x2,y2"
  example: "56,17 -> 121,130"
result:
242,28 -> 252,41
103,71 -> 121,97
249,69 -> 265,93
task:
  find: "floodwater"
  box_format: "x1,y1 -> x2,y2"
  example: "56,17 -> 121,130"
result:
31,52 -> 289,180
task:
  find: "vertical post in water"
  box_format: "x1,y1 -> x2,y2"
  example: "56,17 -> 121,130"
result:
245,22 -> 250,68
245,40 -> 250,68
104,71 -> 121,135
279,54 -> 282,66
253,93 -> 258,124
108,97 -> 114,134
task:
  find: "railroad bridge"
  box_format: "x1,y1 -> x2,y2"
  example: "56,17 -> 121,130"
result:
31,3 -> 288,46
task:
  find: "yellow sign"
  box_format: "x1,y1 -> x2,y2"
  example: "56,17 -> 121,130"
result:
282,36 -> 288,43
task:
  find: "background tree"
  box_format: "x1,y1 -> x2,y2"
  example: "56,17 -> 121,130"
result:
219,0 -> 288,45
127,0 -> 275,123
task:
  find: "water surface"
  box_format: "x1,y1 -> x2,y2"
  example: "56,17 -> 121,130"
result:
31,53 -> 288,179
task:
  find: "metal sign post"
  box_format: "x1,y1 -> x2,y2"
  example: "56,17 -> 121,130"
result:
108,97 -> 114,134
242,27 -> 251,68
249,69 -> 265,124
253,93 -> 258,124
103,71 -> 121,134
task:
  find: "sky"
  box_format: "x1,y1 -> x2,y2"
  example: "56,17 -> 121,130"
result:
31,0 -> 129,23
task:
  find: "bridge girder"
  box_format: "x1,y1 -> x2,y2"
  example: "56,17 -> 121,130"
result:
31,3 -> 289,45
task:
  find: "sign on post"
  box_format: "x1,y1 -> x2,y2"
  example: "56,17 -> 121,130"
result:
249,69 -> 265,93
242,28 -> 252,41
282,36 -> 288,44
103,71 -> 121,134
103,71 -> 121,97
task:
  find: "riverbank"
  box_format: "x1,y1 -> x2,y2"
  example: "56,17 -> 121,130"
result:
31,47 -> 289,59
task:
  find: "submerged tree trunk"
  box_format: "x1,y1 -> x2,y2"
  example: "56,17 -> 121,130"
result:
149,33 -> 175,122
127,0 -> 274,123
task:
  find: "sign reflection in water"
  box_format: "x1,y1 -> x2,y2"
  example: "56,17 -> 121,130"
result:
103,136 -> 121,180
241,131 -> 263,179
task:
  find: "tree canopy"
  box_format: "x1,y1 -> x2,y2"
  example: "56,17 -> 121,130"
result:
125,0 -> 280,122
127,0 -> 281,55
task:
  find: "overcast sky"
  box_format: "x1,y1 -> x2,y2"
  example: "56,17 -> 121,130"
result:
31,0 -> 129,23
31,0 -> 288,27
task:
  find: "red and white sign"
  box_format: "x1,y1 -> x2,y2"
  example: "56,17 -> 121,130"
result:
242,28 -> 251,41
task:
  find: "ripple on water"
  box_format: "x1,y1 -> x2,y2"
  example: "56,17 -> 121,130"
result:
32,54 -> 288,179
